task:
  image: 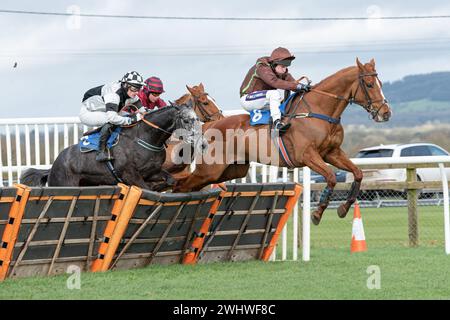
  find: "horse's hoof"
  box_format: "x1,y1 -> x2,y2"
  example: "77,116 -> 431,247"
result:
337,203 -> 349,218
217,183 -> 227,191
311,211 -> 321,225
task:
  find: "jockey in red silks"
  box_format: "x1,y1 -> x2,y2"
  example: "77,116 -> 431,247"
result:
138,76 -> 167,111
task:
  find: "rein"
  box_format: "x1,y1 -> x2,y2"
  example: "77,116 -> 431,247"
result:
136,117 -> 171,152
122,113 -> 172,135
286,72 -> 388,123
141,117 -> 172,135
122,110 -> 175,152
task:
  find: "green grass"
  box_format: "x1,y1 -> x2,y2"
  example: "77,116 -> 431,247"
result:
0,205 -> 448,300
310,205 -> 444,249
0,247 -> 449,300
272,204 -> 445,261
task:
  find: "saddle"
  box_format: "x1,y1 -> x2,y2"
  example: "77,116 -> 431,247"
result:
79,127 -> 122,153
247,92 -> 298,126
82,127 -> 101,136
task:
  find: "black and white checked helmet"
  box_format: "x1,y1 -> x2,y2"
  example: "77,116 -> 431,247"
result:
121,71 -> 145,87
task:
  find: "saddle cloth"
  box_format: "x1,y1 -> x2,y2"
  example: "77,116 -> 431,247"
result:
248,92 -> 298,126
79,127 -> 122,152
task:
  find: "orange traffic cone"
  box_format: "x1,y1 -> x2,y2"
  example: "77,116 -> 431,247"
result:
351,201 -> 367,253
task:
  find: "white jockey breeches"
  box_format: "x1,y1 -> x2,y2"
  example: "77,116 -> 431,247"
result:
240,89 -> 283,122
79,96 -> 129,127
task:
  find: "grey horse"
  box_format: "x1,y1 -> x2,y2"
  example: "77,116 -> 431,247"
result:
20,103 -> 202,191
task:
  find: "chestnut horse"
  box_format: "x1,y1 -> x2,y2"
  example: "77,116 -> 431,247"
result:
162,83 -> 225,180
174,58 -> 392,225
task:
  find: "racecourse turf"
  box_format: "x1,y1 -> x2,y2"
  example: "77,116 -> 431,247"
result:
0,205 -> 449,300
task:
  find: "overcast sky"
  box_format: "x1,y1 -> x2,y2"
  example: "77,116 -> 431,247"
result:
1,0 -> 450,118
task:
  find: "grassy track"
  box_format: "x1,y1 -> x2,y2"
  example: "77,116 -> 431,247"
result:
0,247 -> 449,300
0,205 -> 449,300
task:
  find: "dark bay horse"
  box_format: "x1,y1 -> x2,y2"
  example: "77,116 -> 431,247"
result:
162,83 -> 225,181
20,104 -> 201,190
174,58 -> 392,225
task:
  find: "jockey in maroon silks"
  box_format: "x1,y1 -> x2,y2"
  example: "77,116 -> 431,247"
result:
138,76 -> 167,111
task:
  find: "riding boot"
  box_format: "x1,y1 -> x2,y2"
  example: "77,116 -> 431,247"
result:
95,123 -> 115,162
273,119 -> 291,136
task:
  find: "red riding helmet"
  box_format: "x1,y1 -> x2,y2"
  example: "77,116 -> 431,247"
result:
143,76 -> 165,95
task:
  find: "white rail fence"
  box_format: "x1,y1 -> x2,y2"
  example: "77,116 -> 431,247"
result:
0,117 -> 85,186
1,116 -> 449,260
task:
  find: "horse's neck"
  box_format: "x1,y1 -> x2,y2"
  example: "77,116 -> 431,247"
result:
175,94 -> 190,105
179,93 -> 225,122
310,67 -> 358,119
215,110 -> 226,121
139,110 -> 176,146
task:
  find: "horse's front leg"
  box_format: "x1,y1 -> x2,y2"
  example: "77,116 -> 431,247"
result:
324,148 -> 363,218
145,169 -> 177,191
303,147 -> 337,225
174,164 -> 229,192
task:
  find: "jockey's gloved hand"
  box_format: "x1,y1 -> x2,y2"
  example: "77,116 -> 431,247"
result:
296,83 -> 311,92
128,113 -> 142,124
138,107 -> 148,114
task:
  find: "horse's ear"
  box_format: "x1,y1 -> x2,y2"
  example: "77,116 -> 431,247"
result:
186,85 -> 195,95
198,82 -> 205,92
369,58 -> 375,67
356,57 -> 364,71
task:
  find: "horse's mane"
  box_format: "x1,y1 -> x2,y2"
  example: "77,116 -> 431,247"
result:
312,66 -> 357,89
136,104 -> 184,133
175,93 -> 191,105
143,104 -> 180,119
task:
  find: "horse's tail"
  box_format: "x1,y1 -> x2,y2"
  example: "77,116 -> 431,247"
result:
20,168 -> 51,186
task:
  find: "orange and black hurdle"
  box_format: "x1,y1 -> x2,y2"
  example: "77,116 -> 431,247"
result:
0,184 -> 126,280
91,186 -> 221,271
0,181 -> 301,280
188,182 -> 302,263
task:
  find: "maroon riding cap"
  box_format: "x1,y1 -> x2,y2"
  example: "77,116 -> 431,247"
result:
143,76 -> 165,94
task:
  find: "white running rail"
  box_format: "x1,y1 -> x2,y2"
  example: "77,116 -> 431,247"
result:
1,116 -> 449,259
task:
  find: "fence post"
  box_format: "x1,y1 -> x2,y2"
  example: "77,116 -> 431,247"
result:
438,163 -> 450,255
407,168 -> 418,247
302,167 -> 311,261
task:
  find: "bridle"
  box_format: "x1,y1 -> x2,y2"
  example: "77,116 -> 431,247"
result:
349,72 -> 389,120
190,93 -> 223,122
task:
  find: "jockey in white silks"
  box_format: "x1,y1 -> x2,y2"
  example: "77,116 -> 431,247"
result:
79,71 -> 146,162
